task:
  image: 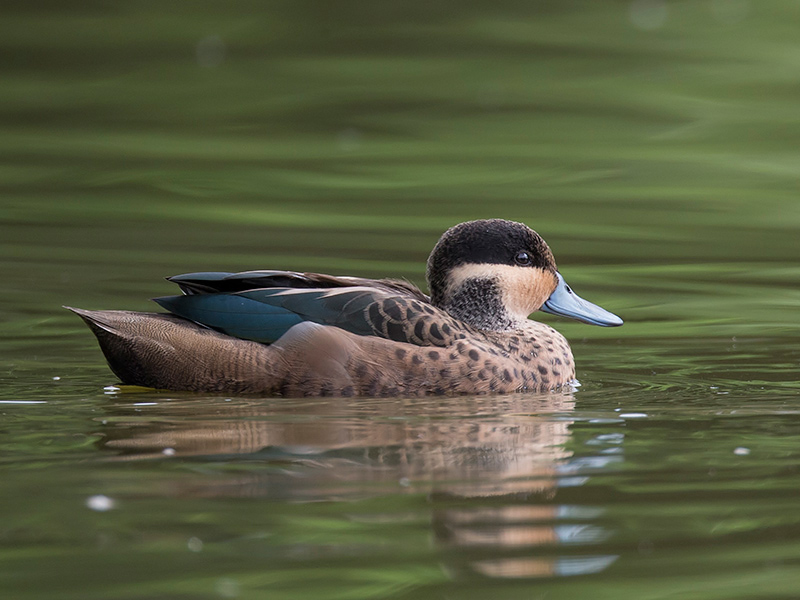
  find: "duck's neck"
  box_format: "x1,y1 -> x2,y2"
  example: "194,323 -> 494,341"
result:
437,277 -> 521,331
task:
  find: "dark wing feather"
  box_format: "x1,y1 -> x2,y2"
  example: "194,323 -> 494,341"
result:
168,270 -> 430,302
155,277 -> 462,346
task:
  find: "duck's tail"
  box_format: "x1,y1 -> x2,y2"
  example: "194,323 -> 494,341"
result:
65,307 -> 282,394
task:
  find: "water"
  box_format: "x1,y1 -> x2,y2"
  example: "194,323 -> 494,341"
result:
3,1 -> 800,598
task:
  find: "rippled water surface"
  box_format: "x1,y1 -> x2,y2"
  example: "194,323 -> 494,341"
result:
3,2 -> 800,598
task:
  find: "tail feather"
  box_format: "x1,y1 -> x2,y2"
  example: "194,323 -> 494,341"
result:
66,307 -> 280,393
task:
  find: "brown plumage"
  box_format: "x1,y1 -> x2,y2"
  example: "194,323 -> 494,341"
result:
69,219 -> 622,396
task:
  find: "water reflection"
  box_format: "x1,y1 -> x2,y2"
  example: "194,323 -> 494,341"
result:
96,392 -> 618,579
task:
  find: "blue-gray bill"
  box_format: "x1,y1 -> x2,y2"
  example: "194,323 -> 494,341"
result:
540,273 -> 623,327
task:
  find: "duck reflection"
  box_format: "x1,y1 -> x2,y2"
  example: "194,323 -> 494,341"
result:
97,391 -> 616,579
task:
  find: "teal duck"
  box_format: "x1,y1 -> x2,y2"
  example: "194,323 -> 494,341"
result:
69,219 -> 622,396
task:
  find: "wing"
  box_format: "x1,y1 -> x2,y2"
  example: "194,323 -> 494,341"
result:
168,270 -> 430,302
155,271 -> 464,347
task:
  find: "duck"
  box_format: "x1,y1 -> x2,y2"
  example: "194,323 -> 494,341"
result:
68,219 -> 622,397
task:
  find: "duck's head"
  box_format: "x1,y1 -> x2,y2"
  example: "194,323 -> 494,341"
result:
426,219 -> 622,331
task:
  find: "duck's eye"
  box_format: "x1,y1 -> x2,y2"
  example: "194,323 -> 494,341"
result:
515,251 -> 532,266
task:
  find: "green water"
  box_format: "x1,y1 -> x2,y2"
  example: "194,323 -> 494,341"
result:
3,1 -> 800,598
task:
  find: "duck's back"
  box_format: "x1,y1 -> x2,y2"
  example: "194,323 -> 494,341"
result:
155,270 -> 470,348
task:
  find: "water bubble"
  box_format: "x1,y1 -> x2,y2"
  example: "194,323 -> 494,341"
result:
733,447 -> 751,456
216,578 -> 240,598
196,35 -> 226,68
629,0 -> 668,30
337,128 -> 362,152
187,537 -> 204,552
86,494 -> 115,512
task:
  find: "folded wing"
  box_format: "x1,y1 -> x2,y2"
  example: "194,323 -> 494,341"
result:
155,271 -> 459,347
